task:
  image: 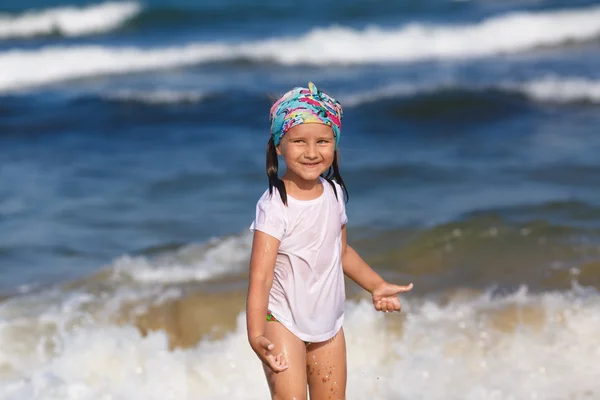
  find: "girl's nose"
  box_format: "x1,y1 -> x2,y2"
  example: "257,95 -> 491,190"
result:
304,143 -> 318,159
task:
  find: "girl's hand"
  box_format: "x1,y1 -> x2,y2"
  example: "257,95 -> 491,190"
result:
249,335 -> 289,373
372,282 -> 413,312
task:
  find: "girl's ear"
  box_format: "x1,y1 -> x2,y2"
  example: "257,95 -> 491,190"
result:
275,145 -> 282,156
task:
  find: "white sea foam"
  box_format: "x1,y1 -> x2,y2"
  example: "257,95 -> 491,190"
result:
257,4 -> 600,65
0,284 -> 184,381
341,82 -> 441,107
0,235 -> 252,381
111,234 -> 252,284
0,235 -> 251,382
95,76 -> 600,106
0,287 -> 599,399
516,76 -> 600,103
0,2 -> 141,39
340,76 -> 600,106
0,43 -> 232,93
2,5 -> 600,92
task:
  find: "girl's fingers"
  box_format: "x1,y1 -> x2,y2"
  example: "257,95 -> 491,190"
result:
273,363 -> 288,372
386,300 -> 394,312
388,298 -> 399,312
267,354 -> 288,372
384,299 -> 399,312
277,353 -> 288,368
252,336 -> 287,373
376,298 -> 406,312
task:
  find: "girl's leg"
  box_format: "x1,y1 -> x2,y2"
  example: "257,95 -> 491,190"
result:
263,321 -> 308,400
305,328 -> 347,400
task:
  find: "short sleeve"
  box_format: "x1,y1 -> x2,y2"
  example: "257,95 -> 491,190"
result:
335,182 -> 348,226
340,201 -> 348,226
250,199 -> 286,241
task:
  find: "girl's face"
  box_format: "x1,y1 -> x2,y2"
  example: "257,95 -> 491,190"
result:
277,123 -> 335,184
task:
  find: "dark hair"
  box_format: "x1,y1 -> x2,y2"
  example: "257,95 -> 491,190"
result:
266,137 -> 349,206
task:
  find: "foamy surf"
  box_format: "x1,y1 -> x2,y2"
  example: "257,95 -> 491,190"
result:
341,76 -> 600,106
0,234 -> 253,380
111,234 -> 253,284
0,43 -> 232,93
2,5 -> 600,92
517,76 -> 600,103
0,286 -> 598,399
341,82 -> 440,107
0,2 -> 141,39
82,76 -> 600,107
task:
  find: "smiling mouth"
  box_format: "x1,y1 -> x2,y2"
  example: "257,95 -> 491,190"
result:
301,162 -> 321,168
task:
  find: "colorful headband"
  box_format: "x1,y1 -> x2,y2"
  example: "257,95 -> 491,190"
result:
269,82 -> 343,147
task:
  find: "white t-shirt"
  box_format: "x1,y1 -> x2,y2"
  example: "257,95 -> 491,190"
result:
250,177 -> 348,342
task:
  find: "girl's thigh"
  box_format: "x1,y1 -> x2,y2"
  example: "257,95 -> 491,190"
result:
264,321 -> 308,400
306,328 -> 347,400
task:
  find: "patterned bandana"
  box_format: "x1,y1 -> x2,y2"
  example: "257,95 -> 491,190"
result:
269,82 -> 343,147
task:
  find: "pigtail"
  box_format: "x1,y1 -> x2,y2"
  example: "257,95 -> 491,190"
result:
322,150 -> 349,203
266,137 -> 288,205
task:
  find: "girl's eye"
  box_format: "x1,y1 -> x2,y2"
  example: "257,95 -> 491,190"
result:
318,140 -> 331,144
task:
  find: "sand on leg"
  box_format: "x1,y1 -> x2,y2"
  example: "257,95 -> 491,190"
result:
306,328 -> 347,400
263,320 -> 308,400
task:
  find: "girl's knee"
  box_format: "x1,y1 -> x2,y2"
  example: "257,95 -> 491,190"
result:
266,368 -> 308,400
271,389 -> 308,400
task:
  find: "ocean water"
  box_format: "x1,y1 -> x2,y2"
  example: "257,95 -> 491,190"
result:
1,0 -> 600,398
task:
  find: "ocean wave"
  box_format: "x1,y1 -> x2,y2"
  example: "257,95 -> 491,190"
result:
342,82 -> 430,107
73,76 -> 600,110
111,234 -> 252,284
0,287 -> 599,399
88,76 -> 600,108
0,2 -> 141,39
0,43 -> 232,93
2,5 -> 600,92
360,203 -> 600,293
516,76 -> 600,103
0,233 -> 254,384
265,4 -> 600,64
345,85 -> 529,122
343,76 -> 600,107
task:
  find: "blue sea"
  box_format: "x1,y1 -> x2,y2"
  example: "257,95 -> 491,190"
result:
1,0 -> 600,398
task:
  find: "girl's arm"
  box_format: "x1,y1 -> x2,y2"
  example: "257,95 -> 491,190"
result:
341,225 -> 385,292
246,230 -> 288,372
341,225 -> 413,312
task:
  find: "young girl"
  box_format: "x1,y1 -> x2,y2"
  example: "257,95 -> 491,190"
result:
246,82 -> 413,400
